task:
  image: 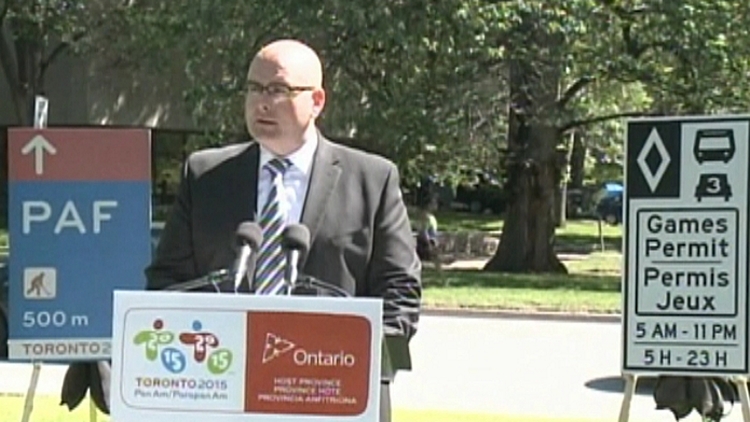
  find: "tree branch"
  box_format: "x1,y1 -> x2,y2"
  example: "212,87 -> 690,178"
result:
248,15 -> 287,59
621,23 -> 643,58
0,17 -> 23,123
39,30 -> 88,81
0,0 -> 9,23
557,76 -> 593,108
561,111 -> 661,132
40,2 -> 145,81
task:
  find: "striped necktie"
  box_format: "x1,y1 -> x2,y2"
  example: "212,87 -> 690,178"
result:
254,157 -> 291,295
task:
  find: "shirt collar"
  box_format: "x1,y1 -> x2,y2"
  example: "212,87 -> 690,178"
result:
258,125 -> 318,175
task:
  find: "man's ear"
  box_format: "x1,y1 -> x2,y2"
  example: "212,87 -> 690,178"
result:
312,89 -> 326,117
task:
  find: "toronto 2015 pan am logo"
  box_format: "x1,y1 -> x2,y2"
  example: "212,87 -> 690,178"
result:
133,318 -> 233,375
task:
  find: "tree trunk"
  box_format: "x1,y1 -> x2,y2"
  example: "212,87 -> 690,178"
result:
569,131 -> 586,189
484,120 -> 567,273
483,16 -> 566,274
0,37 -> 41,226
483,61 -> 566,273
555,148 -> 569,228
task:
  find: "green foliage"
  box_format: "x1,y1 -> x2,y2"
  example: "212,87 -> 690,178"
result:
561,0 -> 750,184
3,0 -> 88,43
4,0 -> 750,188
614,1 -> 750,114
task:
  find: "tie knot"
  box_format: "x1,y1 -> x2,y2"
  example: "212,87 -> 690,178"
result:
265,157 -> 291,176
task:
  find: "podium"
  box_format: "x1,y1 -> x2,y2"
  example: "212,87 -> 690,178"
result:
109,289 -> 398,421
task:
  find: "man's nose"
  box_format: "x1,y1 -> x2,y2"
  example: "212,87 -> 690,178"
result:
258,102 -> 271,112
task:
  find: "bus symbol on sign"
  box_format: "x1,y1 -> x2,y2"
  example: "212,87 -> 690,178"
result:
693,128 -> 735,202
694,129 -> 735,164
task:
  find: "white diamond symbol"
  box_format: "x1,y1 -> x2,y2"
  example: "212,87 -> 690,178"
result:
636,128 -> 671,192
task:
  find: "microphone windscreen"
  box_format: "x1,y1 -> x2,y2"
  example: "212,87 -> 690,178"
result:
282,224 -> 310,253
236,222 -> 263,250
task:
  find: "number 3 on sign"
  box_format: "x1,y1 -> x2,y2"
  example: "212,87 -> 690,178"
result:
696,174 -> 731,201
705,177 -> 721,194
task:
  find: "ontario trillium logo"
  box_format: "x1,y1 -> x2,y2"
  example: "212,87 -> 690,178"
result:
263,333 -> 296,363
133,319 -> 233,375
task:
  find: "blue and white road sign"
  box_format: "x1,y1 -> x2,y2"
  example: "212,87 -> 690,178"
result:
7,128 -> 152,361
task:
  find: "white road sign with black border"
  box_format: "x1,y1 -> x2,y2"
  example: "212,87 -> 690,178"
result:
622,115 -> 750,376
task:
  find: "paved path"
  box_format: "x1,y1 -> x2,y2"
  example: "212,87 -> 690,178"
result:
1,315 -> 745,421
390,315 -> 744,421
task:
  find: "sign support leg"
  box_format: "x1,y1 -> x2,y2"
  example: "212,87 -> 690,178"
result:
618,373 -> 637,422
732,377 -> 750,422
89,394 -> 98,422
20,361 -> 42,422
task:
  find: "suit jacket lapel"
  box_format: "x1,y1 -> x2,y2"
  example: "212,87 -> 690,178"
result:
232,143 -> 259,293
300,135 -> 341,264
239,142 -> 260,222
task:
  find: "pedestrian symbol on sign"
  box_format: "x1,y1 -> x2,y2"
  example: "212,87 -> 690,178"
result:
23,267 -> 56,299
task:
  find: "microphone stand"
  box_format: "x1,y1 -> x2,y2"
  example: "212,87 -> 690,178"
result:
158,269 -> 350,298
290,274 -> 351,298
161,269 -> 233,293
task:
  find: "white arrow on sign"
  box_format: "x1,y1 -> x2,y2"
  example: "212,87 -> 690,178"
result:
21,134 -> 57,175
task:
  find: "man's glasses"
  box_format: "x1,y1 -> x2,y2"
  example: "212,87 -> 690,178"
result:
246,81 -> 314,98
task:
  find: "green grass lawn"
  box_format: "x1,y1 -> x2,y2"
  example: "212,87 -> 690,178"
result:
0,394 -> 106,422
421,210 -> 505,233
0,212 -> 624,314
422,252 -> 623,314
0,229 -> 7,250
0,211 -> 619,253
404,210 -> 625,314
408,210 -> 623,251
413,209 -> 620,235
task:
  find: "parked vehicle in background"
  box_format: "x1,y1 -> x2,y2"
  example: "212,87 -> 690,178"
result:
565,188 -> 586,219
414,174 -> 454,209
594,182 -> 624,225
453,170 -> 507,215
406,169 -> 507,215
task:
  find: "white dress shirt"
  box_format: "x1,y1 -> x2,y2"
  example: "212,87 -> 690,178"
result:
256,126 -> 318,224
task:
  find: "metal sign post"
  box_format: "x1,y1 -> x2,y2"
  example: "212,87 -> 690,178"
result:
20,95 -> 49,422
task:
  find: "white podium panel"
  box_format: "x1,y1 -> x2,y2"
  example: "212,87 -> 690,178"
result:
111,291 -> 383,422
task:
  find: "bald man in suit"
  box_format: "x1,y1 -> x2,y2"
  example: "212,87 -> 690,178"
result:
145,39 -> 422,422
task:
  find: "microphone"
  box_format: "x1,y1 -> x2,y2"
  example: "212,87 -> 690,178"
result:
232,222 -> 263,292
281,224 -> 310,295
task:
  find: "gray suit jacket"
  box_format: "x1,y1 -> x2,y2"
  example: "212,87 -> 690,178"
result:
145,134 -> 422,342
